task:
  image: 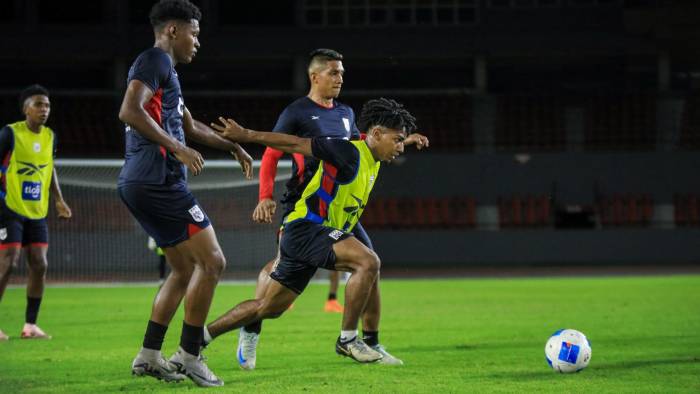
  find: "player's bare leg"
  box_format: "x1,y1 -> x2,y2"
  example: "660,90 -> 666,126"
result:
325,270 -> 344,313
0,248 -> 20,340
208,279 -> 298,339
332,237 -> 383,363
21,245 -> 50,339
361,276 -> 402,365
166,226 -> 225,387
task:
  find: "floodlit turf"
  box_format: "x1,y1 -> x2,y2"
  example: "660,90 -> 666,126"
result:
1,275 -> 699,393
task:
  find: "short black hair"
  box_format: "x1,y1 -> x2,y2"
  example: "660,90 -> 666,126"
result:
358,98 -> 417,134
149,0 -> 201,28
19,84 -> 49,112
308,48 -> 343,71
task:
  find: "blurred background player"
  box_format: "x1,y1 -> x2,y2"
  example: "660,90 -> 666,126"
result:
148,236 -> 168,286
252,48 -> 357,316
0,84 -> 72,341
117,0 -> 252,387
205,98 -> 428,366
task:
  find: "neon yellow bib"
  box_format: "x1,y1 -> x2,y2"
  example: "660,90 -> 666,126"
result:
285,141 -> 380,232
2,121 -> 54,219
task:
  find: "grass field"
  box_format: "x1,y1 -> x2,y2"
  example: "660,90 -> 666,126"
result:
1,275 -> 699,393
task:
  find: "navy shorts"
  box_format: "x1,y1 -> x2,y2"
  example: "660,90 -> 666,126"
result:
271,220 -> 352,294
118,183 -> 211,248
0,203 -> 48,249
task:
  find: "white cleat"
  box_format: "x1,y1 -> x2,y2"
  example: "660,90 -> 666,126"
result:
131,348 -> 185,382
372,344 -> 404,365
335,337 -> 383,363
169,347 -> 223,387
237,327 -> 259,370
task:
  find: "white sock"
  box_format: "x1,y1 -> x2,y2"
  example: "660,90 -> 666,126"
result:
340,330 -> 358,343
203,326 -> 213,345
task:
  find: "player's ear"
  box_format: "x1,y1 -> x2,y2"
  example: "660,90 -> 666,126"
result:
167,22 -> 177,38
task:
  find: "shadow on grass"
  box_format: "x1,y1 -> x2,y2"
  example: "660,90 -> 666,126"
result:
475,357 -> 700,381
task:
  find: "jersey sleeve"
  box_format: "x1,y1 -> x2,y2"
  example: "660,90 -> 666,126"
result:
258,147 -> 284,201
128,49 -> 171,93
0,126 -> 12,168
350,108 -> 361,140
310,138 -> 360,183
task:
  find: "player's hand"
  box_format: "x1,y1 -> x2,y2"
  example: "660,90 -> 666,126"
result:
173,144 -> 204,176
231,146 -> 253,180
404,133 -> 430,150
252,198 -> 277,223
55,200 -> 72,219
211,117 -> 249,142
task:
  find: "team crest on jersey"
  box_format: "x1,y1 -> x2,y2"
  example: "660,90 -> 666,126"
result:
33,142 -> 41,152
342,117 -> 350,132
188,205 -> 205,222
0,228 -> 6,240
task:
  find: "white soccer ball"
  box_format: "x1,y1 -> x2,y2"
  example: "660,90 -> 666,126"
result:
545,329 -> 592,373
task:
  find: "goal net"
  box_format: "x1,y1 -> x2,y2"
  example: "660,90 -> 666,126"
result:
10,159 -> 293,283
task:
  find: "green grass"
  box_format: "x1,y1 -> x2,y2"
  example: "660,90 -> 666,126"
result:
1,275 -> 699,393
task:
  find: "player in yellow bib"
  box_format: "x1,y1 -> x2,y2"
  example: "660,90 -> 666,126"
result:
208,98 -> 426,363
0,85 -> 72,341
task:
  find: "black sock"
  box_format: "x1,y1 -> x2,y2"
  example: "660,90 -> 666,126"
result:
244,320 -> 262,334
180,322 -> 203,356
143,320 -> 168,351
25,297 -> 42,324
328,293 -> 337,301
363,330 -> 379,347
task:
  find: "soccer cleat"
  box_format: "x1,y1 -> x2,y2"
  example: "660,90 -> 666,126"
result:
324,299 -> 344,313
169,347 -> 223,387
335,337 -> 383,363
372,344 -> 404,365
0,329 -> 8,341
131,348 -> 185,382
237,328 -> 259,370
20,324 -> 51,339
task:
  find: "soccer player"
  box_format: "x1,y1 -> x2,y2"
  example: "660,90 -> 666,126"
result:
216,50 -> 428,369
208,98 -> 426,364
253,49 -> 355,316
0,84 -> 72,341
117,0 -> 253,387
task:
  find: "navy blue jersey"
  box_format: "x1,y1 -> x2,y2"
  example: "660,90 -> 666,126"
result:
118,47 -> 187,187
274,97 -> 360,209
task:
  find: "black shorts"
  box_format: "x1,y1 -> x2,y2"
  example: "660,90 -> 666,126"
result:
118,183 -> 211,248
0,203 -> 48,249
270,220 -> 352,294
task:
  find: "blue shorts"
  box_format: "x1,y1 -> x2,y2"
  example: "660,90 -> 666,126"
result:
0,202 -> 48,249
271,220 -> 352,294
118,183 -> 210,248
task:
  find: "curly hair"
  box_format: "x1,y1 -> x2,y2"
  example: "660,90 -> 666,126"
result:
358,98 -> 417,134
19,84 -> 49,112
149,0 -> 201,28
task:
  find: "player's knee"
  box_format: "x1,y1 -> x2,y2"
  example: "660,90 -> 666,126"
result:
360,251 -> 381,274
27,257 -> 48,276
201,251 -> 226,277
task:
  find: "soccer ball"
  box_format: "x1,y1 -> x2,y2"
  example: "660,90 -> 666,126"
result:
545,329 -> 592,373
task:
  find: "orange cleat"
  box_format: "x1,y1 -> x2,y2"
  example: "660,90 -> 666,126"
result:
287,302 -> 295,311
20,324 -> 51,340
0,329 -> 8,341
324,299 -> 344,313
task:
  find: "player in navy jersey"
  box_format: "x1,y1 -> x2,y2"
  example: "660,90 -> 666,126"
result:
117,0 -> 252,387
200,50 -> 429,369
254,49 -> 359,318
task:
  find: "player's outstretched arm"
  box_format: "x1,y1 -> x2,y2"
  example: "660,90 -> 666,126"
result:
211,117 -> 313,157
118,80 -> 204,175
50,168 -> 72,219
183,108 -> 253,179
403,133 -> 430,150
